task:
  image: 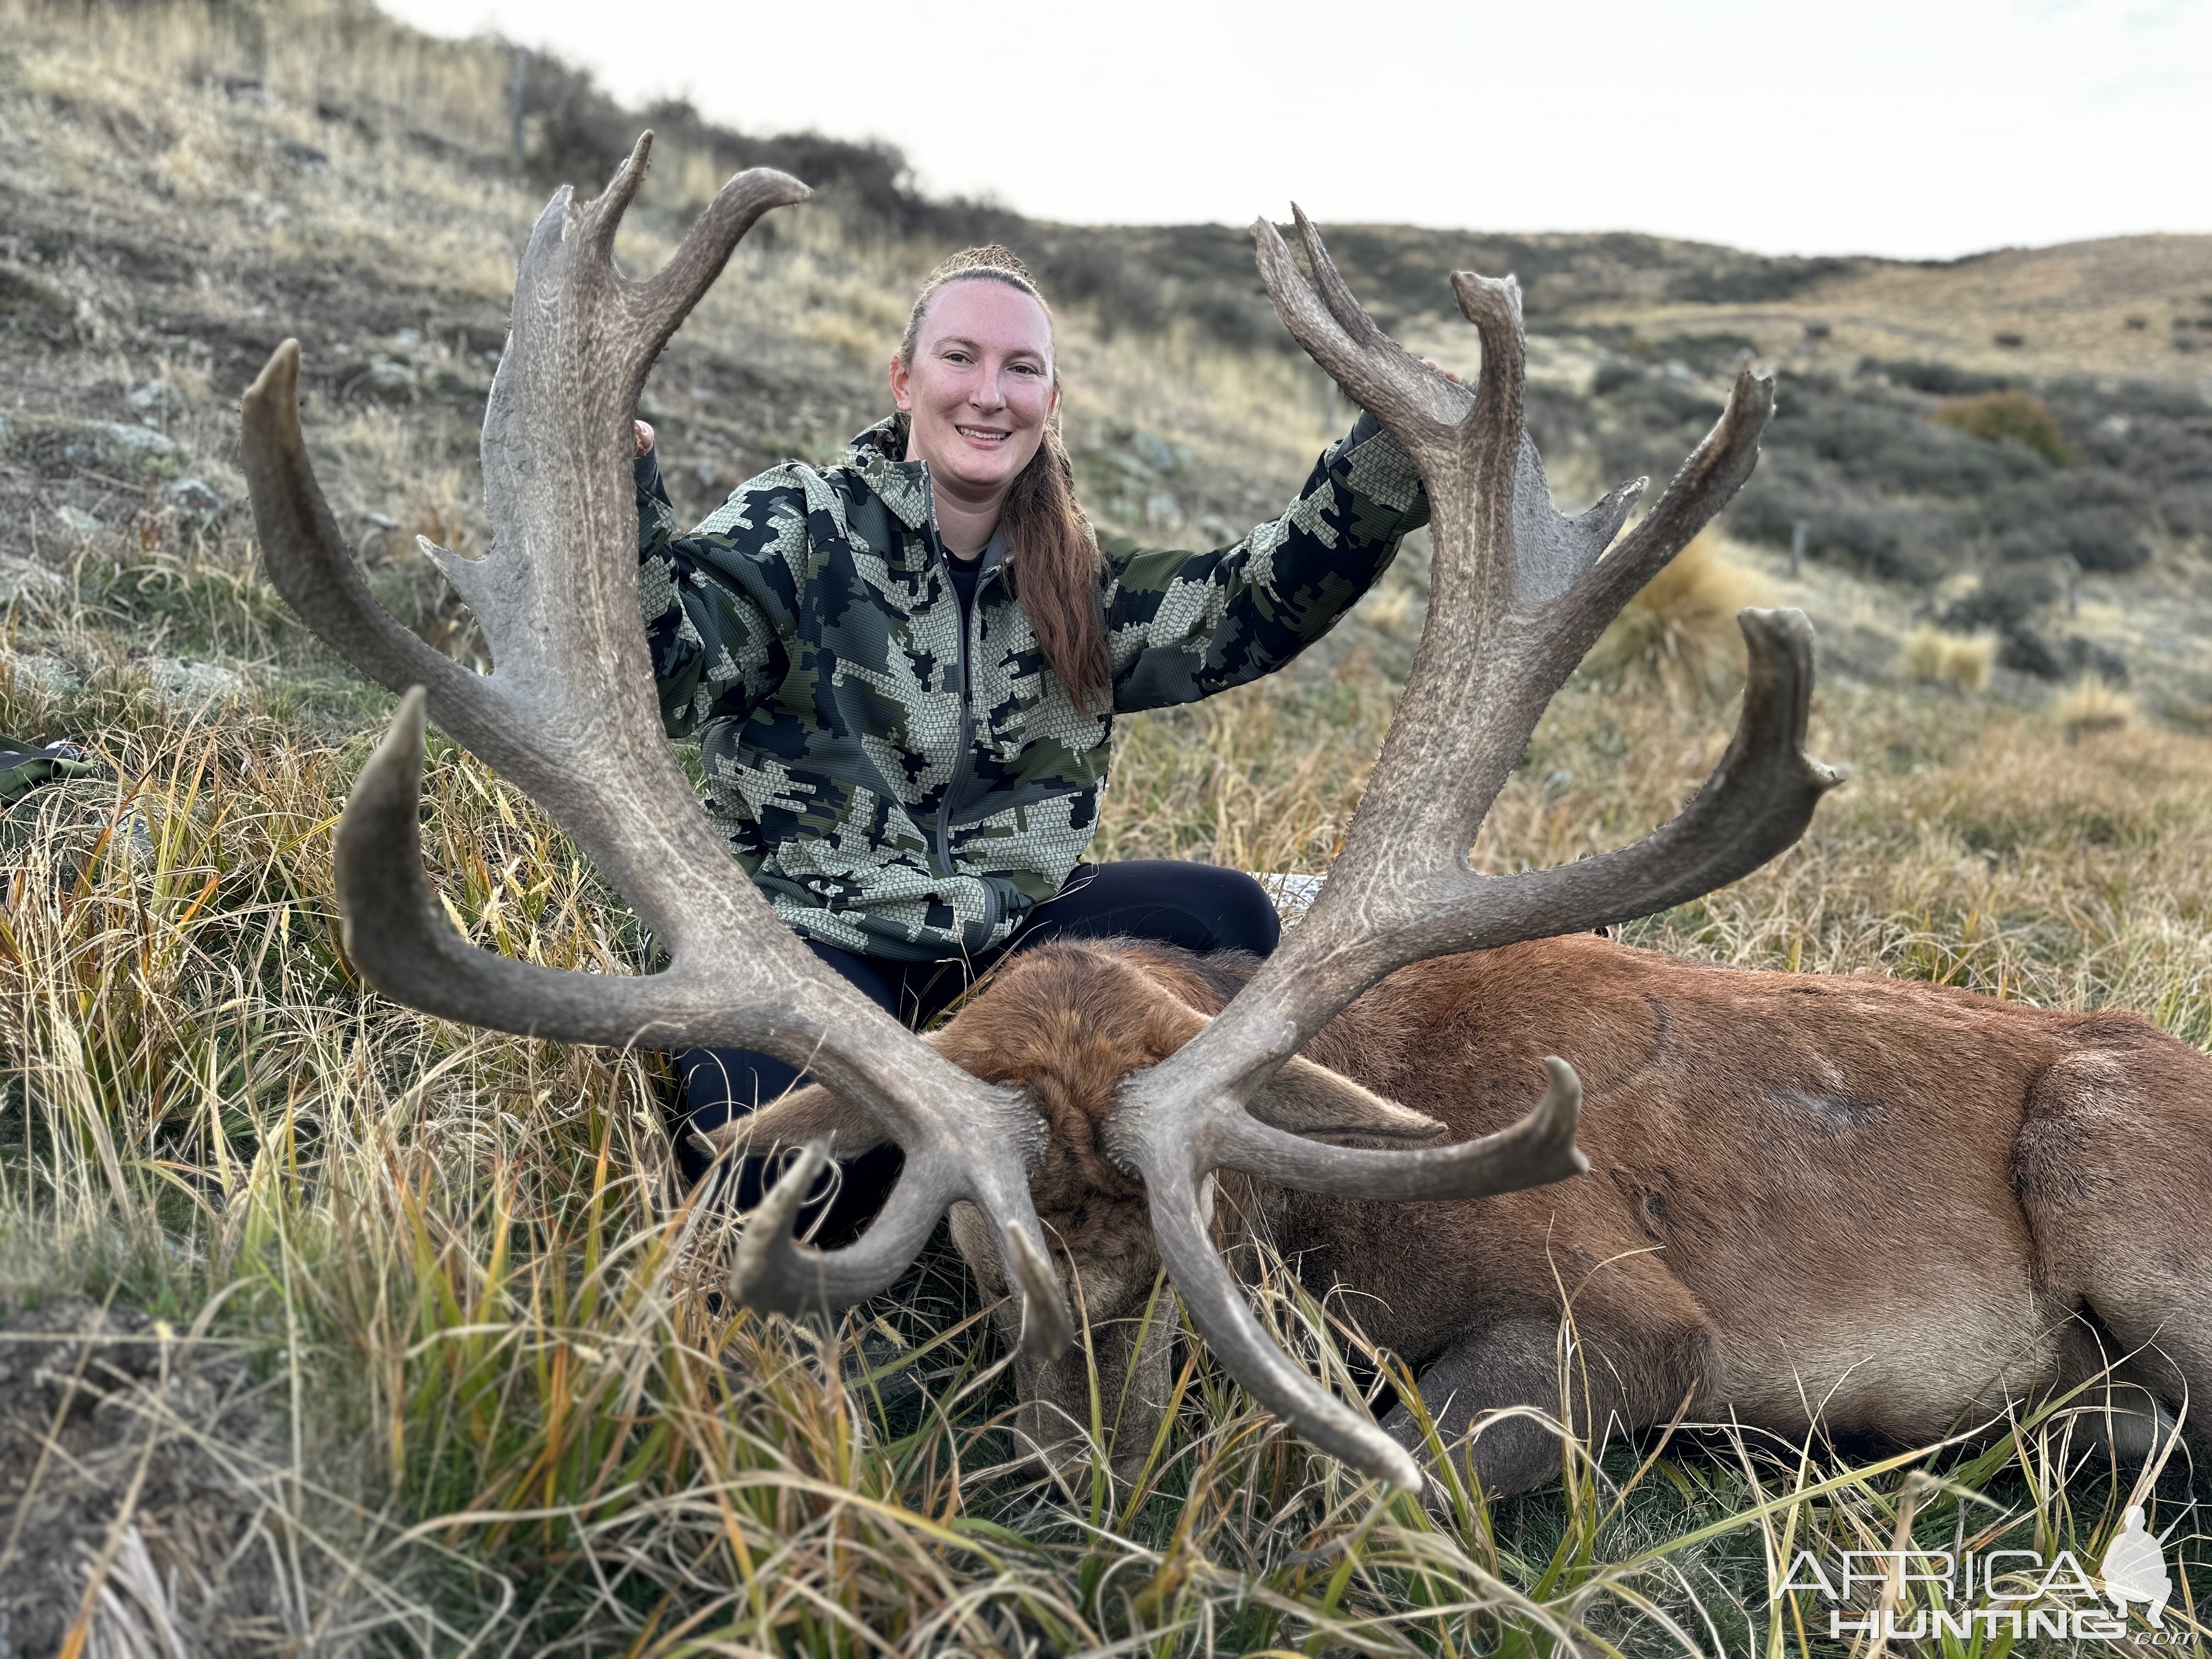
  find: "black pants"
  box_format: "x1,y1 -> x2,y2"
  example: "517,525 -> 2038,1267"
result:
675,859 -> 1280,1240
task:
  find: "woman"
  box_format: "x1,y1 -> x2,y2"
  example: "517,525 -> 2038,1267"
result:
635,246 -> 1434,1236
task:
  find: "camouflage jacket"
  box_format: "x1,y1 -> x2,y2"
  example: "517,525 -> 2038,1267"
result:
636,414 -> 1428,960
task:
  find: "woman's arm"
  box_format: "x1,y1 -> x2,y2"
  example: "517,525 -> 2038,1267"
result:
633,425 -> 795,740
1105,414 -> 1430,713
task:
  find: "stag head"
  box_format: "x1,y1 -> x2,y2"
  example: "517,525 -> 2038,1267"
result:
242,143 -> 1837,1492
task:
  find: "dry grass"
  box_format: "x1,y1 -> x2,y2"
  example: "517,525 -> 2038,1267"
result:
8,635 -> 2211,1651
1901,624 -> 1996,694
2056,674 -> 2137,744
1585,532 -> 1773,702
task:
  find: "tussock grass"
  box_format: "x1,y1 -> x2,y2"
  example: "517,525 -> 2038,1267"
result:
2056,675 -> 2137,744
1586,533 -> 1773,702
1902,625 -> 1996,694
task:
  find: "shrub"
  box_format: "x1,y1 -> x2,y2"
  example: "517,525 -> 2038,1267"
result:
1903,626 -> 1994,693
1930,390 -> 2075,468
2055,676 -> 2135,743
1863,359 -> 2011,396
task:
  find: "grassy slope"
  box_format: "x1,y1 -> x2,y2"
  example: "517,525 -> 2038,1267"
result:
2,1 -> 2210,1652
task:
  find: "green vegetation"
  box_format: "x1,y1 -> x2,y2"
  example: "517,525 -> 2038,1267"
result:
3,0 -> 2210,1651
1931,387 -> 2078,469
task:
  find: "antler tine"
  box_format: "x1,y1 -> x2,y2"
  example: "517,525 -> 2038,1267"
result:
1254,211 -> 1471,454
241,343 -> 478,705
1118,1059 -> 1583,1486
1143,1154 -> 1421,1489
727,1144 -> 1071,1360
727,1142 -> 947,1312
1208,1057 -> 1587,1201
244,149 -> 1074,1356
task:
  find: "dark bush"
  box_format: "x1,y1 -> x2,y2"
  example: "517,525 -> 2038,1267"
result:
1807,511 -> 1944,583
1670,257 -> 1862,303
2053,508 -> 2151,572
2051,469 -> 2150,514
1863,359 -> 2011,396
1944,571 -> 2057,631
2095,418 -> 2212,488
1992,508 -> 2149,572
1592,360 -> 1643,396
2159,486 -> 2212,537
2066,636 -> 2129,685
1999,626 -> 2065,679
1724,482 -> 1810,548
1982,478 -> 2058,534
0,266 -> 78,348
1654,333 -> 1760,372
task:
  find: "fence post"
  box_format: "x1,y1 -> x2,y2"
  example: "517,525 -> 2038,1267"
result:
1789,518 -> 1809,580
510,47 -> 528,177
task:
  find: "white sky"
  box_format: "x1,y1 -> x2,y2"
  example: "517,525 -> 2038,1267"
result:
380,0 -> 2211,259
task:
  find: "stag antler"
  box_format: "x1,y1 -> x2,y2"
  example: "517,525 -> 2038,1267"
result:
239,135 -> 1074,1360
1094,210 -> 1842,1488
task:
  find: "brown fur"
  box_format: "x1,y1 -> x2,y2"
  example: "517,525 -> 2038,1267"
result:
933,934 -> 2212,1493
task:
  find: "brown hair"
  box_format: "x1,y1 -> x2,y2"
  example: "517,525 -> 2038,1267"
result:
899,247 -> 1110,710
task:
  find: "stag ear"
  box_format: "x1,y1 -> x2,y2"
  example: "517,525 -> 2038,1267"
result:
1246,1058 -> 1444,1143
697,1079 -> 888,1161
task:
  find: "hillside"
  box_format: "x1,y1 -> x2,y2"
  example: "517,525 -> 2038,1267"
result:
4,0 -> 2209,718
3,1 -> 2210,1652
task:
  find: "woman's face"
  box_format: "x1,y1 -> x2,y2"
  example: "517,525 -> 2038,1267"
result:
890,279 -> 1059,503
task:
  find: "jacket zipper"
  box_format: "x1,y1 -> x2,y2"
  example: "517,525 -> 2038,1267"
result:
927,516 -> 1002,929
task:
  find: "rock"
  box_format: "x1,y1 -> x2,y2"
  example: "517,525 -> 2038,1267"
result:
1,555 -> 66,601
53,504 -> 103,535
127,377 -> 185,414
91,420 -> 176,458
389,326 -> 423,349
1251,871 -> 1324,918
1132,431 -> 1181,473
7,415 -> 179,478
148,658 -> 250,708
1143,492 -> 1182,532
163,476 -> 223,518
1,649 -> 80,695
366,356 -> 416,396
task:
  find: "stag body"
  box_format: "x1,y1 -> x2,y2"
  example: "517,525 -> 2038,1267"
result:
924,935 -> 2211,1494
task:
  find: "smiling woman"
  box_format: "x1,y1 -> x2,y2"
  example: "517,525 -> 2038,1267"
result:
630,244 -> 1435,1226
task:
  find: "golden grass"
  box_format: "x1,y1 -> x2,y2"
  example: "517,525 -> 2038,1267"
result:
1585,531 -> 1773,701
2056,675 -> 2137,744
1902,624 -> 1996,693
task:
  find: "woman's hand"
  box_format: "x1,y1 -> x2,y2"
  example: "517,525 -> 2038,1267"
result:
1420,358 -> 1463,384
634,419 -> 656,459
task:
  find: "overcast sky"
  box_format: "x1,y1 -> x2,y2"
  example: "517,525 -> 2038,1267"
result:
381,0 -> 2210,260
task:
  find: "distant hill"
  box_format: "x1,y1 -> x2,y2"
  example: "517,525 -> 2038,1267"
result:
2,0 -> 2208,714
